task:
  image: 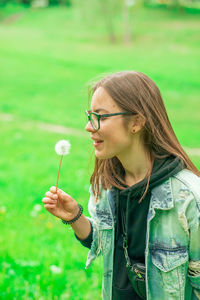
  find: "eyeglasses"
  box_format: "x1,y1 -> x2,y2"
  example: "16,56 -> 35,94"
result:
85,110 -> 133,131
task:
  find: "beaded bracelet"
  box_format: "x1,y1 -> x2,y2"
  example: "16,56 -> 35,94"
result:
61,204 -> 83,225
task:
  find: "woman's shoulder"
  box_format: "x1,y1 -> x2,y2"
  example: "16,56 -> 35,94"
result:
173,169 -> 200,189
171,169 -> 200,204
174,168 -> 199,180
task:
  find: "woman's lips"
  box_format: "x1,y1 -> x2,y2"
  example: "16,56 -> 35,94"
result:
91,136 -> 103,147
93,140 -> 103,147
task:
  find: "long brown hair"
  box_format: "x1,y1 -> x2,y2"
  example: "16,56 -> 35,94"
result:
88,71 -> 200,201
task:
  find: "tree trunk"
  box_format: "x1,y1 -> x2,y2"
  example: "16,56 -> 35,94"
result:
100,0 -> 117,43
122,0 -> 132,44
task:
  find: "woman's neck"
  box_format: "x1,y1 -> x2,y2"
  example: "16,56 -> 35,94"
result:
118,143 -> 152,186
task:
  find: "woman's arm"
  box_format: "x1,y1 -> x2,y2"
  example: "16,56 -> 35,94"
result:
71,214 -> 92,240
42,186 -> 91,240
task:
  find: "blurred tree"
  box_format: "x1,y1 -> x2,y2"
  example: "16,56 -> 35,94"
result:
122,0 -> 135,43
171,0 -> 184,12
100,0 -> 117,43
73,0 -> 136,44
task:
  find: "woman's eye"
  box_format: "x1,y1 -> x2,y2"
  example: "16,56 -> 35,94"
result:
100,117 -> 107,121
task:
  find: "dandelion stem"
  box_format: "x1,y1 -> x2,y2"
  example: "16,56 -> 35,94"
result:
56,155 -> 63,192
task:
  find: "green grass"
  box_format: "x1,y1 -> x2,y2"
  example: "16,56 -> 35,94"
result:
0,4 -> 200,299
0,119 -> 102,299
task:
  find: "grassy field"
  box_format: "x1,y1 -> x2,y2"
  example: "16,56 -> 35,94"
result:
0,4 -> 200,299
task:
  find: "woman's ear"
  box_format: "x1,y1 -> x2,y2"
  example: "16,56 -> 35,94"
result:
131,115 -> 145,133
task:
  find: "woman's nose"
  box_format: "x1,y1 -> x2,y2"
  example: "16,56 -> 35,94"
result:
85,121 -> 96,132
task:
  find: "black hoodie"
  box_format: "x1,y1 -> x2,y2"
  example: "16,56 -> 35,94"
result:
112,155 -> 184,300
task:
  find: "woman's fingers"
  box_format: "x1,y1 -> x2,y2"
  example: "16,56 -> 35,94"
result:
57,189 -> 71,201
44,203 -> 56,209
42,188 -> 77,220
48,187 -> 72,202
42,197 -> 57,204
50,186 -> 57,194
45,191 -> 58,200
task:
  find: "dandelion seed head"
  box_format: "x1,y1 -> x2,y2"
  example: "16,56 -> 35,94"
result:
34,204 -> 42,212
30,204 -> 42,217
50,265 -> 62,274
55,140 -> 71,156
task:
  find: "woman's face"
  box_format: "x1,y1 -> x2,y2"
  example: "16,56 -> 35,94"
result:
85,87 -> 134,160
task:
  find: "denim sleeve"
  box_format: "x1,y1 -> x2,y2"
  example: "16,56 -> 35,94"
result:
75,220 -> 93,249
84,186 -> 107,268
187,193 -> 200,298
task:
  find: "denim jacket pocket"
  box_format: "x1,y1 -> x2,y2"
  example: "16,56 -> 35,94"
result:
151,247 -> 189,298
151,247 -> 188,272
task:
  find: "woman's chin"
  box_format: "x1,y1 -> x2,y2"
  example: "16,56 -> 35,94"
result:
95,150 -> 114,160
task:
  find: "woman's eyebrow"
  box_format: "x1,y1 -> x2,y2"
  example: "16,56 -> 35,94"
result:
93,108 -> 109,113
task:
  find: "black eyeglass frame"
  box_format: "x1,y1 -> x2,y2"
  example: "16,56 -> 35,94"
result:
85,110 -> 134,131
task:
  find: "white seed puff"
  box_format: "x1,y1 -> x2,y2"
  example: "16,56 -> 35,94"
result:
55,140 -> 71,156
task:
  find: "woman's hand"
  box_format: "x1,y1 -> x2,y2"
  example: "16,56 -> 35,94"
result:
42,186 -> 91,240
42,186 -> 79,221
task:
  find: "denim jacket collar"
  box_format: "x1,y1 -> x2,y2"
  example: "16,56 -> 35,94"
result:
150,178 -> 174,210
108,178 -> 174,218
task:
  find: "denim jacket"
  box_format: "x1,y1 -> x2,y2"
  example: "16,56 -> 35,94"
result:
85,169 -> 200,300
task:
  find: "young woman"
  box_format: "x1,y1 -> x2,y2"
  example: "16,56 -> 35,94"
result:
42,71 -> 200,300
